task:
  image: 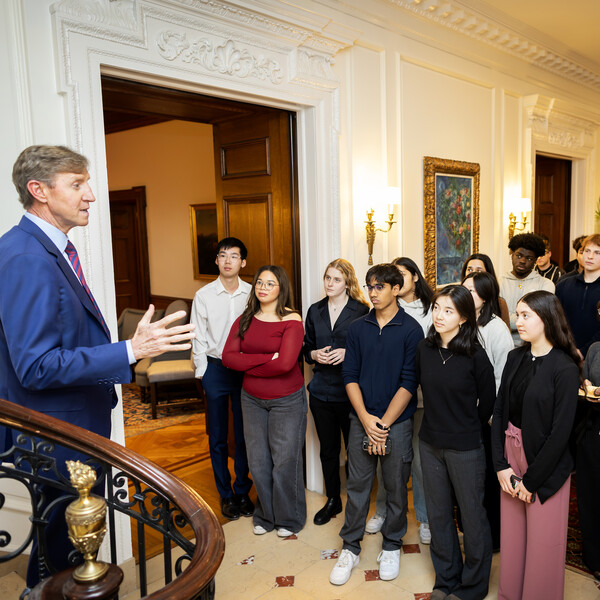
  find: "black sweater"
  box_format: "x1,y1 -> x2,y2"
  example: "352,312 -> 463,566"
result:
416,339 -> 496,451
303,297 -> 369,402
491,346 -> 579,503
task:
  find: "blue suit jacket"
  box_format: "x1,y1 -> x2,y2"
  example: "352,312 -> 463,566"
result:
0,216 -> 131,458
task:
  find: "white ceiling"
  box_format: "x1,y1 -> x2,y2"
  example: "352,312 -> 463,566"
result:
461,0 -> 600,73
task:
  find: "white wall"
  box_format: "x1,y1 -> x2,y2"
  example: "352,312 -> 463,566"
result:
106,120 -> 216,300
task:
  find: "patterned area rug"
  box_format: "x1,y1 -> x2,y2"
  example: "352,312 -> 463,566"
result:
122,383 -> 204,438
566,473 -> 592,578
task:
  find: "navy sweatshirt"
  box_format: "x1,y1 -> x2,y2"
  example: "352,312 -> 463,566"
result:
342,307 -> 423,424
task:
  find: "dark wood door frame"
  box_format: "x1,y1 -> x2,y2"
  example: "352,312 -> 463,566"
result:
109,186 -> 151,311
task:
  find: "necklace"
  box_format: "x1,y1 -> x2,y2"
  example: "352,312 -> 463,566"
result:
438,347 -> 454,365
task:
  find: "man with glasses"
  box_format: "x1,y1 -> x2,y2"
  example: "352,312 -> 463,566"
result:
329,264 -> 423,586
190,237 -> 253,520
499,233 -> 554,344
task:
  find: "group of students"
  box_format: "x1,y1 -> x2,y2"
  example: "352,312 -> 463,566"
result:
191,235 -> 599,600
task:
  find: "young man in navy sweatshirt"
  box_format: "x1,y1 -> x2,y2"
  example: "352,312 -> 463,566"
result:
329,263 -> 424,586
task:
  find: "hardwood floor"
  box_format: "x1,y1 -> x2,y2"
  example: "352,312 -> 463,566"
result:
125,415 -> 254,560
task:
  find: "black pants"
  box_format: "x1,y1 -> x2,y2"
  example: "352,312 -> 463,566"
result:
309,396 -> 350,499
576,410 -> 600,573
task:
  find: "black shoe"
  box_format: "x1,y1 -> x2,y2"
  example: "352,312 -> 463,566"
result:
313,497 -> 342,525
593,571 -> 600,583
235,494 -> 255,517
220,497 -> 240,520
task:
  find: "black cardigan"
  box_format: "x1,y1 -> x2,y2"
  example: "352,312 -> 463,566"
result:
491,346 -> 579,503
303,296 -> 369,402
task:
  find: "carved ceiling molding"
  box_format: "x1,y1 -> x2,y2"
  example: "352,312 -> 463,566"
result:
51,0 -> 355,91
524,95 -> 597,152
387,0 -> 600,92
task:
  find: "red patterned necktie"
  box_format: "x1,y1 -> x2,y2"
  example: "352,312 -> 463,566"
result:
65,241 -> 110,338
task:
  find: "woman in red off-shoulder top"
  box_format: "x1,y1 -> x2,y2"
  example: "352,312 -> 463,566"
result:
223,265 -> 306,537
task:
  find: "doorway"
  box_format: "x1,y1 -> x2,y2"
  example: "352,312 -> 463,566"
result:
534,154 -> 572,267
102,76 -> 301,310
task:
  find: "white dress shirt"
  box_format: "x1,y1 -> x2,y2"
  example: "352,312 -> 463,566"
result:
190,276 -> 252,377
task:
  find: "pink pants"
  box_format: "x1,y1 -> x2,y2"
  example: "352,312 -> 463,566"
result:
498,422 -> 570,600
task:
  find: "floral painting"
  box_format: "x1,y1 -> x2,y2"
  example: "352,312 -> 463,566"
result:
423,157 -> 480,289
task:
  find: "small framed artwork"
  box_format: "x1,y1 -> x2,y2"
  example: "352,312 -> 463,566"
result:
189,203 -> 219,279
423,156 -> 480,289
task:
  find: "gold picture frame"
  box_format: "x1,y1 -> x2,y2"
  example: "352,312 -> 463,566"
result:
189,203 -> 219,280
423,156 -> 480,289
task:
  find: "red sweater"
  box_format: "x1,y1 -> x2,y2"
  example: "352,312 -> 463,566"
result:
222,316 -> 304,399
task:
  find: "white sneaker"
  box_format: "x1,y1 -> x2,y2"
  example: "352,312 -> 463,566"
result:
419,522 -> 431,545
365,513 -> 385,534
377,549 -> 400,580
277,527 -> 294,537
253,524 -> 268,535
329,549 -> 360,585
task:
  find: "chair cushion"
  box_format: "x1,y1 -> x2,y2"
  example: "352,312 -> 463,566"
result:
147,359 -> 196,383
134,357 -> 152,387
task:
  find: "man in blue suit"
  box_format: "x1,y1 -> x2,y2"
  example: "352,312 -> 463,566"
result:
0,145 -> 196,585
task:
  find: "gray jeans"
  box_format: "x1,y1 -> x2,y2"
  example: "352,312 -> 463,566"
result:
241,387 -> 307,533
340,413 -> 413,554
420,439 -> 492,600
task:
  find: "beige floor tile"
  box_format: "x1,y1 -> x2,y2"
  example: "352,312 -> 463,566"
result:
341,579 -> 415,600
214,563 -> 275,598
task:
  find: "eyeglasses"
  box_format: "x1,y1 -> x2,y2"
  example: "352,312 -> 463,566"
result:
217,252 -> 241,261
513,252 -> 536,263
256,280 -> 279,290
363,283 -> 388,293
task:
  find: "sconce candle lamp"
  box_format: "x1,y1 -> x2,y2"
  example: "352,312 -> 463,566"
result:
508,197 -> 531,239
365,208 -> 396,265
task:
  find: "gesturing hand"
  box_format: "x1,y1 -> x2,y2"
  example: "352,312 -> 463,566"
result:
131,305 -> 195,360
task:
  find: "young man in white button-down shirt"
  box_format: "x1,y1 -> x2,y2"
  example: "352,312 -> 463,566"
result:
190,237 -> 253,519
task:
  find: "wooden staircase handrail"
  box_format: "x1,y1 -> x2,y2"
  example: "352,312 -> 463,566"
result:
0,397 -> 224,599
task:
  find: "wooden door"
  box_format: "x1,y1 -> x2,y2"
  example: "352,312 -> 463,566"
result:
534,155 -> 572,267
213,111 -> 301,308
109,186 -> 151,315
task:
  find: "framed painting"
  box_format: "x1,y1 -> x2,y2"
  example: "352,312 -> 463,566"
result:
189,203 -> 219,279
423,156 -> 480,289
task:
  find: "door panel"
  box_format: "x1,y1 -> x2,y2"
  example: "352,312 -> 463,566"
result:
213,111 -> 300,307
109,186 -> 150,316
534,155 -> 572,267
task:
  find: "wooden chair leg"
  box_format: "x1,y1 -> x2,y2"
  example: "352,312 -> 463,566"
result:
150,382 -> 158,419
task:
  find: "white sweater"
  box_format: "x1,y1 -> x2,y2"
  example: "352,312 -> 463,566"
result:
478,315 -> 514,392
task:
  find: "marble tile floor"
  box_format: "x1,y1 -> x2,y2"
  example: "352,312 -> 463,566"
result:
210,490 -> 600,600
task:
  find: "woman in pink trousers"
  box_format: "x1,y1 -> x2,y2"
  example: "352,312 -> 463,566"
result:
491,290 -> 580,600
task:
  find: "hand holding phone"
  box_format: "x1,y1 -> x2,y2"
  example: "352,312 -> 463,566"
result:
510,474 -> 536,503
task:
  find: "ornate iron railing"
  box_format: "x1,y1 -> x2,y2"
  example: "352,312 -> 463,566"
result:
0,398 -> 224,599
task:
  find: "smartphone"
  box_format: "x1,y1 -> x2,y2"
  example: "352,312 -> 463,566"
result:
510,475 -> 536,502
362,436 -> 392,454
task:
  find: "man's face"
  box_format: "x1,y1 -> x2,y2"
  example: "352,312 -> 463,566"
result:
215,246 -> 246,277
510,247 -> 537,278
583,243 -> 600,274
536,248 -> 551,270
34,171 -> 95,233
366,277 -> 399,312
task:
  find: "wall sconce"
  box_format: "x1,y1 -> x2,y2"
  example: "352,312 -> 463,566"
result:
365,208 -> 396,265
508,197 -> 532,239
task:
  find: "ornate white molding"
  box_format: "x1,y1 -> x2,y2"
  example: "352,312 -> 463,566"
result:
524,95 -> 597,152
388,0 -> 600,92
156,33 -> 284,84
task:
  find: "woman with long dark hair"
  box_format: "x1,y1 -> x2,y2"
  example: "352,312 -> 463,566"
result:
417,285 -> 496,600
223,265 -> 306,537
491,291 -> 580,599
366,257 -> 433,544
304,259 -> 369,525
461,252 -> 510,327
462,270 -> 513,552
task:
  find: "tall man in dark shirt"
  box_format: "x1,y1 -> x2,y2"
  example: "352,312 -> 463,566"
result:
555,233 -> 600,357
329,264 -> 423,586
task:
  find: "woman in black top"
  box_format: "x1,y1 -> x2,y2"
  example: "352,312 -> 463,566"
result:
416,285 -> 496,600
304,258 -> 369,525
491,291 -> 580,600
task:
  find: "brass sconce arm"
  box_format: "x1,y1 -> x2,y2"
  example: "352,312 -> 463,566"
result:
366,209 -> 396,265
508,211 -> 529,239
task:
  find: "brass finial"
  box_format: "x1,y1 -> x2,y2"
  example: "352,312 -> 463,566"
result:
65,460 -> 109,582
